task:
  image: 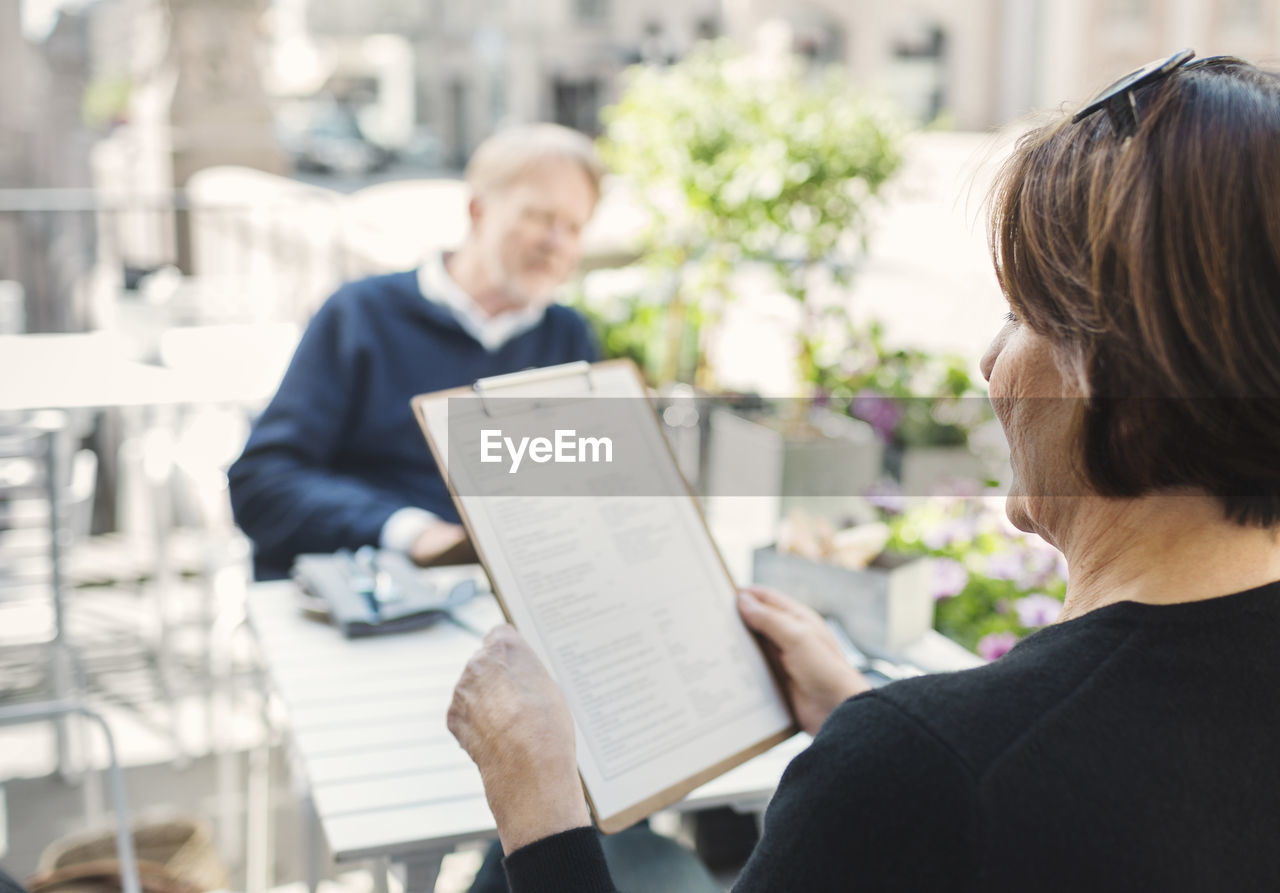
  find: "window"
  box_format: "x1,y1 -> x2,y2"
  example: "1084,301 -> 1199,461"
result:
575,0 -> 608,24
890,22 -> 946,123
553,78 -> 603,135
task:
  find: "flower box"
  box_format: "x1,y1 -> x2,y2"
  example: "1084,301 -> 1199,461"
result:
705,406 -> 882,523
752,545 -> 934,652
898,445 -> 989,496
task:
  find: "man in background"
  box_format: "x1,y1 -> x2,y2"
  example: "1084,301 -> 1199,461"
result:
229,123 -> 603,579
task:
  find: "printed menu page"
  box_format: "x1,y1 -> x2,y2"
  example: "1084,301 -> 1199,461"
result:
415,361 -> 796,830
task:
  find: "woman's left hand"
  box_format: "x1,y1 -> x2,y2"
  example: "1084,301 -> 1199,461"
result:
448,624 -> 591,854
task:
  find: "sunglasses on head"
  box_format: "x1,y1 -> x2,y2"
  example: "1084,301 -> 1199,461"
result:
1072,48 -> 1249,139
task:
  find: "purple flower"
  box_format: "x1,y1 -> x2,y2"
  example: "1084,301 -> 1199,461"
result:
977,631 -> 1020,662
1014,593 -> 1063,628
923,517 -> 977,551
1017,536 -> 1067,587
984,551 -> 1025,582
851,390 -> 903,443
1018,546 -> 1060,589
932,558 -> 968,600
865,479 -> 906,515
985,546 -> 1067,591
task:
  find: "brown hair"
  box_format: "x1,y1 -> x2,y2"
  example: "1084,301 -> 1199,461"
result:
989,57 -> 1280,525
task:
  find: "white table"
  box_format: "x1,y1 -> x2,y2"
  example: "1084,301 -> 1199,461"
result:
0,334 -> 179,413
0,331 -> 288,413
245,573 -> 812,893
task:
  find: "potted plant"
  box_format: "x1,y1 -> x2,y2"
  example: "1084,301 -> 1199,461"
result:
596,42 -> 907,515
752,488 -> 1069,661
871,485 -> 1069,659
814,320 -> 994,494
752,512 -> 935,652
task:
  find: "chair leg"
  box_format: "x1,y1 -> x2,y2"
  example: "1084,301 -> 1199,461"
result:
244,648 -> 274,893
43,424 -> 80,783
398,855 -> 444,893
301,790 -> 324,893
245,735 -> 273,893
371,858 -> 390,893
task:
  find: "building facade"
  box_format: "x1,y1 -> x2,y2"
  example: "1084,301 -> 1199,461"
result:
303,0 -> 1280,159
306,0 -> 720,162
724,0 -> 1280,130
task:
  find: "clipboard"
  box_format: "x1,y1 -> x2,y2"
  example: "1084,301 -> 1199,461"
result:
412,359 -> 797,833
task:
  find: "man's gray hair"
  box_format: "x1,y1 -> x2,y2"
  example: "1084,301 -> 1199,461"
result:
465,123 -> 605,199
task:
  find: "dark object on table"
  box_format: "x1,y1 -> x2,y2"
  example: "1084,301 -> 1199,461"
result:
292,549 -> 480,637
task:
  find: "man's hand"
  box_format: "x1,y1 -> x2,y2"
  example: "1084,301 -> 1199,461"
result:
448,625 -> 591,854
409,521 -> 468,566
738,586 -> 871,736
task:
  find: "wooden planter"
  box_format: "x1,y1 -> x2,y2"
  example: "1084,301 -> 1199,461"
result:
704,406 -> 882,522
898,444 -> 988,495
752,546 -> 934,652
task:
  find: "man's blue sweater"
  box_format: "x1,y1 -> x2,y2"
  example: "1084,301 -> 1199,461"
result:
228,270 -> 598,579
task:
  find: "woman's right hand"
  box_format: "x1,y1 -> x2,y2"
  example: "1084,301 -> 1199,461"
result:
738,586 -> 871,736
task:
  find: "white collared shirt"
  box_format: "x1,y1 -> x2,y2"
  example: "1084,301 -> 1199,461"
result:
415,252 -> 546,353
384,254 -> 549,553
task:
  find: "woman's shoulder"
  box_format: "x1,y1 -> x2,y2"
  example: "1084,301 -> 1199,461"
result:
839,583 -> 1280,778
833,617 -> 1139,776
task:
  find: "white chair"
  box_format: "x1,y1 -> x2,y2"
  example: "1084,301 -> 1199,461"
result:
0,411 -> 83,775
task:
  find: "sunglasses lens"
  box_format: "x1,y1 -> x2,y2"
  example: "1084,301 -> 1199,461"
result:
1073,48 -> 1197,126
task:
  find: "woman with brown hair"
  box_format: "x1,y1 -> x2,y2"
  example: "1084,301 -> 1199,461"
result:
446,51 -> 1280,891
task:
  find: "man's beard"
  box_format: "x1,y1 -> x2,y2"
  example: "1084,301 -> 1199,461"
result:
490,255 -> 556,308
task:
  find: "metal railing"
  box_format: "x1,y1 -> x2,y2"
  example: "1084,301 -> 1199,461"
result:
0,186 -> 398,334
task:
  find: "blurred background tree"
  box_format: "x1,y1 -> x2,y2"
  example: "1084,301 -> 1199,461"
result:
596,42 -> 906,391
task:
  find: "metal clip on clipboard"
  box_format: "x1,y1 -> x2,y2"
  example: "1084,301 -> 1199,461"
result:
472,360 -> 596,418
